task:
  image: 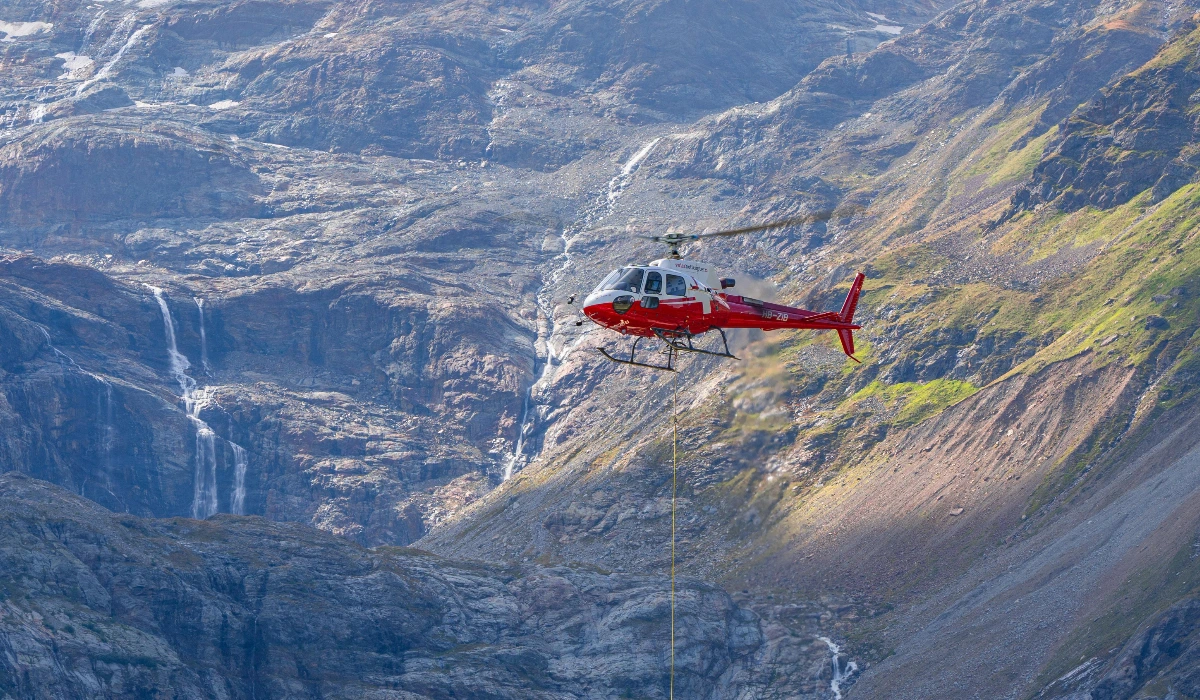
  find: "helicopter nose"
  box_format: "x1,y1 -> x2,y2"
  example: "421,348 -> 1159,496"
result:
582,292 -> 615,324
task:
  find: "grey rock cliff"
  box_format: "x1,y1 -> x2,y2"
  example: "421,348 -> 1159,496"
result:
0,472 -> 839,699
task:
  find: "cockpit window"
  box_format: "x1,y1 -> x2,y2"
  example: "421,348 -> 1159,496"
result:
644,271 -> 663,295
665,274 -> 687,296
594,269 -> 622,292
605,267 -> 644,294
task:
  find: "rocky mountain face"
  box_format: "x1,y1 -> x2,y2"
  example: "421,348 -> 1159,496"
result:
0,0 -> 939,548
0,472 -> 843,699
1012,18 -> 1200,213
4,0 -> 1200,696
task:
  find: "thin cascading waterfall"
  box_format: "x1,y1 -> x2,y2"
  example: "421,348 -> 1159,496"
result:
817,637 -> 858,700
502,392 -> 531,481
192,419 -> 219,518
483,80 -> 514,160
148,285 -> 244,519
231,443 -> 248,515
148,286 -> 195,397
195,297 -> 211,374
77,21 -> 150,96
606,136 -> 662,206
498,135 -> 665,481
93,11 -> 135,57
80,9 -> 106,53
37,325 -> 83,372
96,376 -> 114,493
38,324 -> 121,501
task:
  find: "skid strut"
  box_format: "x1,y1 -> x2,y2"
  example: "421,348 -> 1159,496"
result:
598,335 -> 679,372
653,327 -> 739,360
598,328 -> 739,371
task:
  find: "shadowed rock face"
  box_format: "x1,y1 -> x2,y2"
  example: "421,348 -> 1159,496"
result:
0,122 -> 264,228
0,251 -> 536,545
0,473 -> 832,699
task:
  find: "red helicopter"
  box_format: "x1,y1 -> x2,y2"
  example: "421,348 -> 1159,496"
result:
579,216 -> 865,372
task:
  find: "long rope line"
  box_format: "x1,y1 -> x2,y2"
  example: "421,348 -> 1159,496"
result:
670,364 -> 678,699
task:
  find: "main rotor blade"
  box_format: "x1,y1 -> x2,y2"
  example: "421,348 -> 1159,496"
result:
581,204 -> 863,240
696,206 -> 863,239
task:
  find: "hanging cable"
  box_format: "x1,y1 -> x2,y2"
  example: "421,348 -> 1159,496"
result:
670,364 -> 678,699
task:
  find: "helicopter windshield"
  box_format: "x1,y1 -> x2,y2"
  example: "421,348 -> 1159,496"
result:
594,269 -> 621,292
598,267 -> 645,294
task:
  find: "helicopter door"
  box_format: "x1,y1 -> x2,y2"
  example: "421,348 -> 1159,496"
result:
642,271 -> 662,309
644,271 -> 663,294
667,273 -> 709,314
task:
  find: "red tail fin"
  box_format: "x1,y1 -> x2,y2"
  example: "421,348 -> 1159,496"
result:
837,273 -> 865,362
840,272 -> 865,323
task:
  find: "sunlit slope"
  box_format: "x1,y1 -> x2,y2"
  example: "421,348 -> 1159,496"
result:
425,8 -> 1200,696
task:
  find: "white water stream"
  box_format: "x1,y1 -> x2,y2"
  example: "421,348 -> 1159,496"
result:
500,134 -> 664,480
97,376 -> 114,491
36,324 -> 120,502
817,636 -> 858,700
80,10 -> 106,53
149,286 -> 248,518
231,443 -> 248,516
195,297 -> 211,374
77,20 -> 150,96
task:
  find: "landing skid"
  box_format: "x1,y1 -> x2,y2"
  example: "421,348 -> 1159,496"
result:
653,327 -> 739,361
598,328 -> 739,372
598,335 -> 679,372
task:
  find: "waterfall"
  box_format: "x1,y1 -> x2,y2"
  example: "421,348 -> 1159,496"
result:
231,443 -> 248,515
498,134 -> 666,481
97,376 -> 114,480
817,637 -> 858,700
80,9 -> 106,53
606,137 -> 662,206
191,420 -> 220,518
502,392 -> 531,481
76,22 -> 150,96
94,12 -> 135,57
37,324 -> 121,503
149,286 -> 249,518
195,297 -> 211,374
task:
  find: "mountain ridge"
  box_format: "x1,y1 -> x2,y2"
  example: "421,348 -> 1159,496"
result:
3,0 -> 1200,696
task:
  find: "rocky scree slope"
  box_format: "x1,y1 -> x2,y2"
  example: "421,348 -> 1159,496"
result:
425,0 -> 1200,696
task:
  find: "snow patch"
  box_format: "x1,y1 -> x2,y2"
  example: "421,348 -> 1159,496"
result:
0,21 -> 53,40
209,99 -> 240,110
56,52 -> 95,80
323,31 -> 338,38
874,23 -> 904,35
171,66 -> 188,77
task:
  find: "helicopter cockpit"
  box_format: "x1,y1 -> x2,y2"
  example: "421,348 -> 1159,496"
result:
593,267 -> 691,297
